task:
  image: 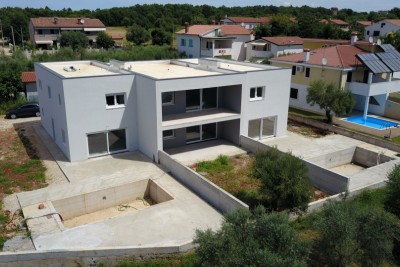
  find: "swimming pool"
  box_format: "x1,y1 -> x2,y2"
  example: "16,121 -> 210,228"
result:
345,116 -> 398,130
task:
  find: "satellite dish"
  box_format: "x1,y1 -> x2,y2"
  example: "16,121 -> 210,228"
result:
369,36 -> 374,44
80,18 -> 85,24
377,39 -> 382,45
322,58 -> 328,66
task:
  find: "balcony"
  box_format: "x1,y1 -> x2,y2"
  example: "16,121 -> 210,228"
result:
34,34 -> 59,44
201,48 -> 233,58
346,78 -> 400,96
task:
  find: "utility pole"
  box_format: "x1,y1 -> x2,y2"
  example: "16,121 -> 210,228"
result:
20,27 -> 24,50
11,26 -> 16,52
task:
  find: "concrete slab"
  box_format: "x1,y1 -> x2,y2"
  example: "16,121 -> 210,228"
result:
17,152 -> 223,250
165,139 -> 247,166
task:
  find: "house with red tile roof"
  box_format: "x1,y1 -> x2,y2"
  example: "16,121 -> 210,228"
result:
356,21 -> 373,28
246,36 -> 304,61
364,19 -> 400,41
176,24 -> 253,61
29,17 -> 106,48
320,19 -> 350,31
21,72 -> 38,101
223,16 -> 271,29
269,41 -> 400,118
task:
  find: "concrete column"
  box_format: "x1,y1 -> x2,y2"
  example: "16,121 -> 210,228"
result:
363,96 -> 370,120
212,41 -> 215,57
386,72 -> 392,82
368,72 -> 373,84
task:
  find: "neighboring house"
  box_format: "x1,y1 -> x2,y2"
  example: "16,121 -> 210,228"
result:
223,16 -> 271,29
176,24 -> 253,61
270,41 -> 400,119
246,36 -> 303,61
111,34 -> 124,46
302,37 -> 370,50
29,17 -> 106,48
321,19 -> 350,31
364,19 -> 400,41
35,58 -> 290,162
355,21 -> 373,28
21,72 -> 38,101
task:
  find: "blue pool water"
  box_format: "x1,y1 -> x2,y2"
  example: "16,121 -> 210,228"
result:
345,116 -> 398,130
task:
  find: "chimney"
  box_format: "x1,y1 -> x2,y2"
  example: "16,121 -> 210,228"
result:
219,19 -> 224,25
303,49 -> 310,63
184,22 -> 189,33
211,20 -> 216,25
351,31 -> 358,46
53,18 -> 58,24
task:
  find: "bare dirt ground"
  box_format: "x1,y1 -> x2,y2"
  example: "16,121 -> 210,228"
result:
287,119 -> 332,138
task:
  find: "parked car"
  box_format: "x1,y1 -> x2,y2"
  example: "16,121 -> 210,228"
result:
6,102 -> 40,119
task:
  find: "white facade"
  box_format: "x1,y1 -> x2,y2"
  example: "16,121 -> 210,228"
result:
246,40 -> 303,61
364,20 -> 400,41
36,58 -> 290,162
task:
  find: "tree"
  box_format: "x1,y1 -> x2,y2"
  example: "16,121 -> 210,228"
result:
126,24 -> 150,45
382,31 -> 400,51
60,31 -> 89,50
253,23 -> 272,39
384,164 -> 400,218
306,80 -> 355,123
96,32 -> 114,49
151,28 -> 171,46
313,201 -> 399,267
194,207 -> 310,267
251,147 -> 312,212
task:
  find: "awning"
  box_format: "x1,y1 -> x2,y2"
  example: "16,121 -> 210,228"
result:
35,40 -> 53,44
84,28 -> 106,31
251,43 -> 267,46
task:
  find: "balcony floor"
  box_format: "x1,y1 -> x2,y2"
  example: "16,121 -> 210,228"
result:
162,108 -> 240,130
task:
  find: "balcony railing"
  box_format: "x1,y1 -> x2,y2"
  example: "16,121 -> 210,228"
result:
346,78 -> 400,96
201,48 -> 232,58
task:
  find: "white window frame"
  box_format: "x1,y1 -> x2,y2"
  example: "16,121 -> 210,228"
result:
162,92 -> 175,106
106,93 -> 125,109
249,86 -> 264,101
87,128 -> 128,158
163,129 -> 175,140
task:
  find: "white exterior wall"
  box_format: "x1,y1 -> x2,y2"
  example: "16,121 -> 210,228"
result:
228,35 -> 253,61
289,83 -> 325,114
274,44 -> 303,56
365,21 -> 400,40
35,64 -> 70,159
176,35 -> 201,58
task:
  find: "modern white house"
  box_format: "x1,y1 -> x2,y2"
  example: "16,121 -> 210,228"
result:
176,24 -> 253,61
35,58 -> 291,162
246,36 -> 304,61
364,19 -> 400,41
29,17 -> 106,48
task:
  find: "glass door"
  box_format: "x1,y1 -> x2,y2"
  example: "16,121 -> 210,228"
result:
186,89 -> 201,111
88,129 -> 127,157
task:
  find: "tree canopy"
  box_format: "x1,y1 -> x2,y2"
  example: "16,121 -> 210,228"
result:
306,80 -> 355,123
59,31 -> 88,50
96,31 -> 114,49
126,24 -> 150,45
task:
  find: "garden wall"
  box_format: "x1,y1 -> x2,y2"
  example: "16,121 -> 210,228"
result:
158,151 -> 249,213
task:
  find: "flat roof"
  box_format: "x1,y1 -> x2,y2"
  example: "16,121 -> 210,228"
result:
40,61 -> 119,78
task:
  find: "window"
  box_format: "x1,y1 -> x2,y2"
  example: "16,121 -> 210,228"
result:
162,92 -> 174,105
50,29 -> 55,34
87,129 -> 127,157
48,86 -> 51,98
250,86 -> 264,101
305,67 -> 311,78
186,88 -> 218,111
180,38 -> 186,46
248,116 -> 276,140
206,41 -> 213,49
186,123 -> 217,144
373,31 -> 380,36
291,66 -> 296,75
38,29 -> 43,35
163,130 -> 175,139
290,88 -> 298,99
369,96 -> 380,106
381,23 -> 386,28
263,43 -> 271,51
106,93 -> 125,108
189,39 -> 193,47
346,72 -> 353,82
366,30 -> 370,35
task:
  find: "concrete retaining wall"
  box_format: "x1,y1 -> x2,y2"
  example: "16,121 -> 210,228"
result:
0,242 -> 194,267
288,114 -> 400,152
239,135 -> 349,194
158,151 -> 249,213
308,147 -> 356,169
353,146 -> 394,167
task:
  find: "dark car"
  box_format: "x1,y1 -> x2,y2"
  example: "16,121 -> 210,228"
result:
6,102 -> 40,119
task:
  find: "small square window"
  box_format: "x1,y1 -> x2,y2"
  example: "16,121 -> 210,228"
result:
250,86 -> 264,101
106,95 -> 115,106
290,88 -> 298,99
106,94 -> 125,108
162,92 -> 174,105
163,130 -> 175,139
116,94 -> 124,105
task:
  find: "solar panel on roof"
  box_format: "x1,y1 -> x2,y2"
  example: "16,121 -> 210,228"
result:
378,44 -> 400,58
376,52 -> 400,72
356,53 -> 392,74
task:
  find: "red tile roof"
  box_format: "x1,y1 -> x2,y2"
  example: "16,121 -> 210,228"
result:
176,25 -> 218,35
329,19 -> 349,26
262,36 -> 303,46
227,17 -> 271,24
111,34 -> 123,40
221,25 -> 252,35
271,45 -> 365,69
21,72 -> 36,83
357,21 -> 373,27
30,17 -> 105,28
384,19 -> 400,27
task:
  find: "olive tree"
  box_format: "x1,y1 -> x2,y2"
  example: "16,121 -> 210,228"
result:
384,164 -> 400,218
306,80 -> 355,123
194,207 -> 310,267
252,147 -> 312,212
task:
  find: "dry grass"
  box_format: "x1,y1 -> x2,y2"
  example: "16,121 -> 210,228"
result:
106,27 -> 127,39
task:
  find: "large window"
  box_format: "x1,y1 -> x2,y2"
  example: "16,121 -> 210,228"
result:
186,123 -> 217,144
248,116 -> 276,140
106,93 -> 125,108
250,86 -> 264,101
87,129 -> 127,157
186,88 -> 218,111
290,88 -> 298,99
162,92 -> 174,105
163,130 -> 175,139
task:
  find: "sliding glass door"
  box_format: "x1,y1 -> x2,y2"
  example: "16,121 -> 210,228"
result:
186,87 -> 218,111
186,123 -> 217,144
248,116 -> 276,140
88,129 -> 127,157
